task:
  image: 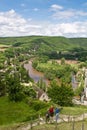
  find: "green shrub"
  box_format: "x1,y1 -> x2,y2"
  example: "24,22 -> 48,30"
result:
31,100 -> 48,111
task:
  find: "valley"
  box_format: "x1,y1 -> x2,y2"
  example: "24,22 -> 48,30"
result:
0,36 -> 87,129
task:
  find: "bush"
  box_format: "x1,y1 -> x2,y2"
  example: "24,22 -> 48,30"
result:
31,100 -> 48,111
23,86 -> 36,98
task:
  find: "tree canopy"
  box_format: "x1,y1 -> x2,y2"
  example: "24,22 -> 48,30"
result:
47,80 -> 74,106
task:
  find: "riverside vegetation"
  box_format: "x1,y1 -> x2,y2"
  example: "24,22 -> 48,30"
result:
0,36 -> 87,129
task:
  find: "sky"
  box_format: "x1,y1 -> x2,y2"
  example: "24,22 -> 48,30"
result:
0,0 -> 87,37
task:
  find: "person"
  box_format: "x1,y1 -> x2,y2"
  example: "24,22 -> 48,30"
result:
45,109 -> 50,123
49,105 -> 54,123
54,107 -> 60,123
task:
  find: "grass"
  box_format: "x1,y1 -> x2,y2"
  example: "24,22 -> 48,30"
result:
0,96 -> 35,126
0,96 -> 87,129
61,105 -> 87,115
1,120 -> 87,130
32,121 -> 87,130
0,96 -> 50,128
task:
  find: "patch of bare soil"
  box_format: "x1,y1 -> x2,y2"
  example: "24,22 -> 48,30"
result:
56,60 -> 78,65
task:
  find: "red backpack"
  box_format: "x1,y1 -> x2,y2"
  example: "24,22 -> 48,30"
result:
49,107 -> 54,114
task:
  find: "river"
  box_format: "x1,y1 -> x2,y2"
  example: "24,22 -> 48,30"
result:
24,61 -> 49,85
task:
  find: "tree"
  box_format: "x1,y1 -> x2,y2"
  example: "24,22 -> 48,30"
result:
47,81 -> 74,106
6,72 -> 24,102
32,60 -> 38,69
37,78 -> 46,91
19,65 -> 31,83
0,72 -> 6,96
23,86 -> 36,98
44,70 -> 56,80
61,57 -> 65,65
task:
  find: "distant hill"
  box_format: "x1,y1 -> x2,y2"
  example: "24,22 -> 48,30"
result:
0,36 -> 87,50
0,36 -> 87,61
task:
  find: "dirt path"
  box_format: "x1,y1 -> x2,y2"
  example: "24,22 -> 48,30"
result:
13,113 -> 87,130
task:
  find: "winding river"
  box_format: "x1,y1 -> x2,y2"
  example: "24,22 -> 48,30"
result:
24,61 -> 49,85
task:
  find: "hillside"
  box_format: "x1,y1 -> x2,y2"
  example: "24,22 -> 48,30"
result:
0,36 -> 87,49
0,36 -> 87,50
0,36 -> 87,61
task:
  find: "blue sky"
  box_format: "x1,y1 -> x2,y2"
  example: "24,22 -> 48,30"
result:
0,0 -> 87,37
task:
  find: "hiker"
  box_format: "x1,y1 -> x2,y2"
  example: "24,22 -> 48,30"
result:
54,107 -> 60,123
45,109 -> 50,123
49,105 -> 54,123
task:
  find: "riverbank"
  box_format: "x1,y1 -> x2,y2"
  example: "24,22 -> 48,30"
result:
24,61 -> 50,85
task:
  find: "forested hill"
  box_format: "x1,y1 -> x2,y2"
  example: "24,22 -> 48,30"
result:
0,36 -> 87,61
0,36 -> 87,50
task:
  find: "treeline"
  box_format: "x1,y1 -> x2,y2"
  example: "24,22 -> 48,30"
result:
42,49 -> 87,61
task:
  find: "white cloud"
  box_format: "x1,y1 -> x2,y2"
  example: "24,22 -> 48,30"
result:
0,9 -> 87,37
53,10 -> 87,20
33,8 -> 39,11
21,3 -> 26,7
50,4 -> 87,20
52,9 -> 75,19
83,2 -> 87,6
77,11 -> 87,16
38,22 -> 87,37
0,9 -> 41,36
50,4 -> 63,11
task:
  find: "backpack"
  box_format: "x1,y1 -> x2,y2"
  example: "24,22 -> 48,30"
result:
49,107 -> 54,114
